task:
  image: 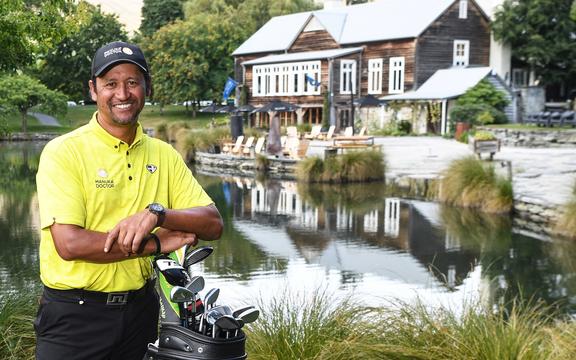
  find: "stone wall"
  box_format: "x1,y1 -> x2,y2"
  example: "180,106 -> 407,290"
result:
482,127 -> 576,148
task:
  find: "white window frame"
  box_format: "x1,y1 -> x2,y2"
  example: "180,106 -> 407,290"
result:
512,68 -> 529,88
388,57 -> 405,94
367,58 -> 383,94
453,40 -> 469,67
252,61 -> 321,97
340,59 -> 356,95
459,0 -> 468,19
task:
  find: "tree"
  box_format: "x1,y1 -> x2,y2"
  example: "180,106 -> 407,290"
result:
139,0 -> 185,37
492,0 -> 576,91
35,2 -> 127,101
0,0 -> 72,72
0,74 -> 67,133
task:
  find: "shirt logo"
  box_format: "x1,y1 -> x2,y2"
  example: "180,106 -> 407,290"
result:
97,169 -> 108,178
146,164 -> 157,174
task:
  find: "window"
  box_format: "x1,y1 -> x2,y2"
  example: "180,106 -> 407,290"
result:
512,68 -> 529,88
252,61 -> 321,97
459,0 -> 468,19
453,40 -> 469,67
368,58 -> 383,94
340,60 -> 356,94
388,57 -> 405,94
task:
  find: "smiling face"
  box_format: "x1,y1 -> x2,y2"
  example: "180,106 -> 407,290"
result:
89,63 -> 149,130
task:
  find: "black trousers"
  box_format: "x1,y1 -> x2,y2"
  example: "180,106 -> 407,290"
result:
34,282 -> 159,360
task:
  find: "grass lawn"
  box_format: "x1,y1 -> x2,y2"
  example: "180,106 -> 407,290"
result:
3,105 -> 228,135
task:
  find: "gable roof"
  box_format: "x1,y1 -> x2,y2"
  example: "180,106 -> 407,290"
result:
233,0 -> 458,56
382,67 -> 500,101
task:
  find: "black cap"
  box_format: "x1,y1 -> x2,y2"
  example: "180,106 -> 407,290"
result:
91,41 -> 149,78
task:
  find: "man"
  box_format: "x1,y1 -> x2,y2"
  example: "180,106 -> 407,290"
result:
34,41 -> 223,360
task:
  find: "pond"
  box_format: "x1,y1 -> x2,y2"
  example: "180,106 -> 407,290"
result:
0,141 -> 575,317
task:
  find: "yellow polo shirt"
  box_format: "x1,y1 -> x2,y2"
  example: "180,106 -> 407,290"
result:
36,112 -> 213,292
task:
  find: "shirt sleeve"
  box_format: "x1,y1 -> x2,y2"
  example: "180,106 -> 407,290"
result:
168,146 -> 213,210
36,140 -> 86,229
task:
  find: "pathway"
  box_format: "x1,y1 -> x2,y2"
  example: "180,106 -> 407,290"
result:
30,112 -> 61,126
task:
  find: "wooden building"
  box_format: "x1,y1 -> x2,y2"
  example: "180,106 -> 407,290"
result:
232,0 -> 492,131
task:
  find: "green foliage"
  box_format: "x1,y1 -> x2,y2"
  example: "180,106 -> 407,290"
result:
322,86 -> 330,130
440,156 -> 514,214
474,130 -> 497,141
140,0 -> 184,37
396,120 -> 412,134
0,0 -> 72,72
555,179 -> 576,239
296,150 -> 385,183
35,1 -> 127,101
0,74 -> 67,133
449,104 -> 508,126
457,80 -> 509,111
246,291 -> 575,360
0,293 -> 37,360
492,0 -> 576,86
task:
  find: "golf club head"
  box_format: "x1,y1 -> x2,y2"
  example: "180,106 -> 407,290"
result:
170,286 -> 194,303
232,305 -> 255,318
214,315 -> 241,338
156,258 -> 189,286
186,275 -> 205,294
237,308 -> 260,324
206,308 -> 223,326
211,304 -> 232,316
183,246 -> 213,268
203,288 -> 220,309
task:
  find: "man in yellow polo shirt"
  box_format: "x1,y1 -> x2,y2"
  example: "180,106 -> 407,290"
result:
34,41 -> 223,360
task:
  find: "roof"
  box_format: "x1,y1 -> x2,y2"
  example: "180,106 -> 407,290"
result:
382,67 -> 497,101
233,0 -> 457,56
242,47 -> 363,66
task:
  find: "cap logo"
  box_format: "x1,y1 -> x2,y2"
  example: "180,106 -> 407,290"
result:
103,47 -> 123,58
122,47 -> 133,55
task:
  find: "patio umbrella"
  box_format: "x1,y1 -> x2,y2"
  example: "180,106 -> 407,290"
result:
252,100 -> 300,113
217,105 -> 237,113
353,94 -> 385,107
236,104 -> 255,113
199,103 -> 220,113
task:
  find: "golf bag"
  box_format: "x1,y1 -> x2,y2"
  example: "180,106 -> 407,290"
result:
143,248 -> 249,360
144,323 -> 246,360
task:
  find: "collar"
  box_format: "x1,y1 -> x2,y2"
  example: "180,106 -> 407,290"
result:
88,112 -> 144,151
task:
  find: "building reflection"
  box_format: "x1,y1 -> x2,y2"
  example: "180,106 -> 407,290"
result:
223,176 -> 478,291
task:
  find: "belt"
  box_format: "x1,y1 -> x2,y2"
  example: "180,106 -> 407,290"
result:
43,279 -> 155,306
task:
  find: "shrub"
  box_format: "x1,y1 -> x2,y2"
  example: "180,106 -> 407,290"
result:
439,156 -> 513,213
295,150 -> 385,183
473,130 -> 497,141
396,120 -> 412,134
449,103 -> 508,126
457,79 -> 509,111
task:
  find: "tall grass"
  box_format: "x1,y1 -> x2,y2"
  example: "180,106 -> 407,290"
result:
0,294 -> 37,360
439,156 -> 513,214
296,150 -> 385,183
554,180 -> 576,239
246,291 -> 575,360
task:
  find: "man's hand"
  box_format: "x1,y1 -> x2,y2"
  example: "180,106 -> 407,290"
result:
155,228 -> 198,253
104,209 -> 158,254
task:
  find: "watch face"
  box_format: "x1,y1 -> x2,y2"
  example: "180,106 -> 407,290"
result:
149,203 -> 164,213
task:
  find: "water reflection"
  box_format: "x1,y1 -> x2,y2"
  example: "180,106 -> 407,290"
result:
0,142 -> 574,318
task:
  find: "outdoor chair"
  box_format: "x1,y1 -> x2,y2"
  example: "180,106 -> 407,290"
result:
222,135 -> 244,154
561,111 -> 575,127
253,137 -> 266,155
358,126 -> 367,136
524,113 -> 538,125
549,111 -> 562,127
238,136 -> 255,156
343,126 -> 354,137
538,111 -> 551,127
304,125 -> 322,139
283,136 -> 300,158
286,126 -> 298,138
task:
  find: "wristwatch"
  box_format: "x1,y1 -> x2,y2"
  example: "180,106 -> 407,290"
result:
146,203 -> 166,228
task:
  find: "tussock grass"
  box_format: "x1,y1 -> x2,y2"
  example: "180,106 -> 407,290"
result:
554,180 -> 576,239
245,292 -> 575,360
172,127 -> 230,162
296,150 -> 385,183
439,156 -> 513,214
0,294 -> 37,360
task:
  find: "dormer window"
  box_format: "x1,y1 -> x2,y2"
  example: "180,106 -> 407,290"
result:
459,0 -> 468,19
